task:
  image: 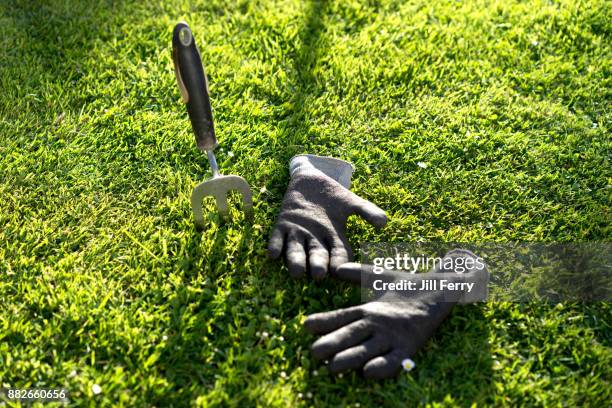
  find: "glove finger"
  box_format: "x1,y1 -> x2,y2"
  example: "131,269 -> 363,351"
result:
304,306 -> 363,335
328,335 -> 390,374
307,238 -> 329,280
267,227 -> 285,259
334,262 -> 369,283
363,349 -> 406,379
336,263 -> 410,285
329,239 -> 353,272
286,234 -> 307,278
351,194 -> 388,229
310,319 -> 372,360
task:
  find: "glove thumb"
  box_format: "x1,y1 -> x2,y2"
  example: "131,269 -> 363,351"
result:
333,262 -> 366,283
350,194 -> 388,228
334,263 -> 407,285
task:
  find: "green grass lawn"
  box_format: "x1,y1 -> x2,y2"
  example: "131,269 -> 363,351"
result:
1,0 -> 610,406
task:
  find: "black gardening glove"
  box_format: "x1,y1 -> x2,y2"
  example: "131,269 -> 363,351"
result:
268,155 -> 387,279
304,250 -> 488,379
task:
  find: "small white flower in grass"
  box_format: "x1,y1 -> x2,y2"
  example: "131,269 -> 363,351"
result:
280,371 -> 287,379
298,393 -> 303,399
260,186 -> 268,194
312,370 -> 318,376
402,358 -> 416,372
68,370 -> 77,378
162,335 -> 168,341
92,384 -> 102,395
531,40 -> 539,46
227,151 -> 234,158
417,162 -> 428,169
337,373 -> 343,378
306,392 -> 313,399
278,336 -> 284,341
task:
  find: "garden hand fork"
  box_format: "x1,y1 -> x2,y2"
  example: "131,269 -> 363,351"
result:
172,22 -> 253,228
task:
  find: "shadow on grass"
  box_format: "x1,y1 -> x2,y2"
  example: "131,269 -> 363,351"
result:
5,0 -> 496,404
263,0 -> 333,166
145,0 -> 339,391
268,1 -> 495,404
141,223 -> 261,405
421,305 -> 494,404
5,0 -> 137,97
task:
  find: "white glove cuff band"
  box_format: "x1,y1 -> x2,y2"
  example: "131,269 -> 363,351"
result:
289,154 -> 355,189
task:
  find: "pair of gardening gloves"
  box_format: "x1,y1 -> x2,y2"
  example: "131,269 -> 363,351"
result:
268,155 -> 487,379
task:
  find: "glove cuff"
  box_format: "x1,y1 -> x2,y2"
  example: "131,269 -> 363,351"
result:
289,154 -> 355,189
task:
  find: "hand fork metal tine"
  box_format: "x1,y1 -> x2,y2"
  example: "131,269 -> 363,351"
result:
190,150 -> 253,228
